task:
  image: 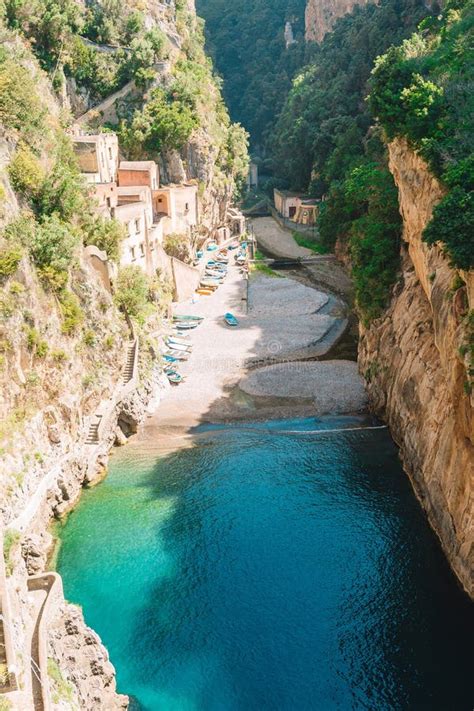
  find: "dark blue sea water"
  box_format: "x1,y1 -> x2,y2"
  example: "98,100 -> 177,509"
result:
56,417 -> 473,710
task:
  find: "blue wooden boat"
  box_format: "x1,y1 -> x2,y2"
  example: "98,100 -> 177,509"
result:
172,315 -> 203,322
175,321 -> 200,330
224,312 -> 239,327
163,354 -> 179,363
166,341 -> 191,352
207,242 -> 217,251
165,350 -> 189,360
169,332 -> 192,342
196,250 -> 203,258
167,370 -> 183,384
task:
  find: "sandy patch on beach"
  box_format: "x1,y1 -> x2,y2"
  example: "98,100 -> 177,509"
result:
239,360 -> 368,415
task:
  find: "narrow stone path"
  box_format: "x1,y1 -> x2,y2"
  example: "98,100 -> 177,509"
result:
252,216 -> 313,258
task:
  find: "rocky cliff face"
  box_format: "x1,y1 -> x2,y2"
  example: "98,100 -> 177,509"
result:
359,138 -> 473,597
305,0 -> 376,42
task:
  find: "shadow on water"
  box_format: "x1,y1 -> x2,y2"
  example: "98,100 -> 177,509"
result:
56,241 -> 473,711
57,419 -> 473,711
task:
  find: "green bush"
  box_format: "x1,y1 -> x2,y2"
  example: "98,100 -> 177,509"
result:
47,658 -> 74,703
8,145 -> 45,198
423,187 -> 474,270
83,216 -> 125,262
51,349 -> 67,363
37,265 -> 69,292
5,0 -> 84,72
163,233 -> 193,264
2,211 -> 36,247
292,231 -> 327,254
65,36 -> 121,101
347,164 -> 402,322
3,528 -> 20,576
113,265 -> 150,320
30,215 -> 78,272
319,161 -> 402,323
83,329 -> 95,347
26,327 -> 39,351
59,290 -> 83,334
0,247 -> 22,279
34,137 -> 86,221
0,57 -> 46,143
119,87 -> 198,155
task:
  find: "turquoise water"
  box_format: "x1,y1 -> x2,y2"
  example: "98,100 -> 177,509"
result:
57,417 -> 473,710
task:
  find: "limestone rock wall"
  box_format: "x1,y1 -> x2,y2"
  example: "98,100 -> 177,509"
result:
359,137 -> 473,597
305,0 -> 376,42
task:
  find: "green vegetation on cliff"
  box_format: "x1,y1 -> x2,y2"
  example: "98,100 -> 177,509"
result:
2,0 -> 249,193
196,0 -> 307,149
369,0 -> 474,269
271,0 -> 427,321
271,0 -> 428,193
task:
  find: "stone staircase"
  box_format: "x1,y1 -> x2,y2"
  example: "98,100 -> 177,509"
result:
123,340 -> 137,384
85,415 -> 102,445
85,339 -> 138,445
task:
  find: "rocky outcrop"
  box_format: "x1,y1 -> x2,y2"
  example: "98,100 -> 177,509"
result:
359,137 -> 473,597
305,0 -> 376,42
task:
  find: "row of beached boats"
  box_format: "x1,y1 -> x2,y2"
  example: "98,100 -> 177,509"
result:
163,315 -> 203,384
163,241 -> 247,383
196,244 -> 233,296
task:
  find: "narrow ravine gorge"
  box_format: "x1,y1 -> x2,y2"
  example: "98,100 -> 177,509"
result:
0,0 -> 472,709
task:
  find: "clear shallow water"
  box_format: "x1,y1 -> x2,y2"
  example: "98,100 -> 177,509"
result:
57,417 -> 473,711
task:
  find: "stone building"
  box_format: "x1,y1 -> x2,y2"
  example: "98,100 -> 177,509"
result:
246,162 -> 259,190
72,133 -> 119,184
284,21 -> 296,48
154,183 -> 199,236
274,189 -> 303,219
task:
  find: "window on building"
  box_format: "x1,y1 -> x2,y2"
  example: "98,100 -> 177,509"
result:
108,147 -> 112,160
130,247 -> 136,260
135,218 -> 140,233
140,243 -> 145,257
184,202 -> 189,213
150,240 -> 155,251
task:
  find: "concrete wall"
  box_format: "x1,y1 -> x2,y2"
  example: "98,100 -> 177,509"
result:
117,186 -> 154,227
171,257 -> 201,302
84,245 -> 112,292
73,134 -> 118,184
115,202 -> 149,272
157,185 -> 198,236
153,244 -> 172,278
274,190 -> 301,219
90,182 -> 118,217
171,185 -> 198,233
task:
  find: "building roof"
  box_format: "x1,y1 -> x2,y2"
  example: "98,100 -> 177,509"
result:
117,186 -> 151,196
72,133 -> 117,145
119,160 -> 157,171
113,200 -> 148,219
274,188 -> 306,198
